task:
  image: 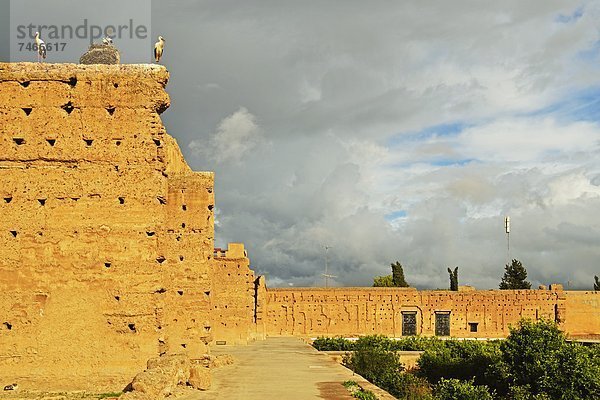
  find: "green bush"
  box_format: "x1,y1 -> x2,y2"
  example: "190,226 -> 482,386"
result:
343,344 -> 404,387
417,339 -> 506,393
389,372 -> 434,400
353,389 -> 378,400
501,319 -> 600,399
312,336 -> 355,351
312,334 -> 443,352
434,378 -> 493,400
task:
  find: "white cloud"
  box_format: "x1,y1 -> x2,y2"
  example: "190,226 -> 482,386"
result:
189,107 -> 264,164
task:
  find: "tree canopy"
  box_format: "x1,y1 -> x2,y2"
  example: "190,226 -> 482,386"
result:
499,259 -> 531,289
373,275 -> 394,287
373,261 -> 410,287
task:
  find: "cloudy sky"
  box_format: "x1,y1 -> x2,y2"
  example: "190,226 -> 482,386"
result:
149,1 -> 600,289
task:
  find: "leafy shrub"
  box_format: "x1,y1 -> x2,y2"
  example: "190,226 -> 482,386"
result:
389,372 -> 434,400
343,344 -> 404,386
354,389 -> 378,400
434,378 -> 493,400
417,339 -> 506,393
501,319 -> 600,399
312,336 -> 355,351
342,380 -> 379,400
312,335 -> 443,352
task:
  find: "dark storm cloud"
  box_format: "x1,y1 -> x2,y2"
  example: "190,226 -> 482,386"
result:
148,0 -> 600,289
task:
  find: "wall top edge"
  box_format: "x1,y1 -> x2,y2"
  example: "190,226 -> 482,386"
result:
0,62 -> 168,82
266,287 -> 583,293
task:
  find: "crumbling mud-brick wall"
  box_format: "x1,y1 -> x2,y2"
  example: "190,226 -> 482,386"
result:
264,286 -> 600,338
210,243 -> 265,344
0,63 -> 215,391
564,291 -> 600,338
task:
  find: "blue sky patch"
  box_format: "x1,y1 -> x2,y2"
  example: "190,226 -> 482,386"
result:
385,210 -> 407,221
555,6 -> 584,24
524,86 -> 600,123
387,121 -> 468,147
430,158 -> 477,167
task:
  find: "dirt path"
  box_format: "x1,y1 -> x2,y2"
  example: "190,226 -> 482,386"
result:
183,337 -> 394,400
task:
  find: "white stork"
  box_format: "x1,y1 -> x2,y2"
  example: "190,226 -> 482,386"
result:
34,32 -> 47,62
154,36 -> 165,63
102,36 -> 113,46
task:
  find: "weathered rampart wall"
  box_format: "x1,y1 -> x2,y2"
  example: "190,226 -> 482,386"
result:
0,63 -> 214,390
265,287 -> 600,338
210,243 -> 265,344
564,291 -> 600,338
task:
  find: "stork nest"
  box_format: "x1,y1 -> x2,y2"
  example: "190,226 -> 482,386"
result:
79,44 -> 121,65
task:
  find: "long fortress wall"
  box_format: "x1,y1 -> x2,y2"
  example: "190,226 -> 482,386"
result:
0,63 -> 216,390
264,287 -> 600,339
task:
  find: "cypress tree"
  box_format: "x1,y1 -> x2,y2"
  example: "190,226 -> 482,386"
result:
447,267 -> 459,291
391,261 -> 409,287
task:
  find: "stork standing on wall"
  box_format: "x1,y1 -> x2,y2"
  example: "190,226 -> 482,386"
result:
34,32 -> 47,63
154,36 -> 165,63
102,36 -> 113,46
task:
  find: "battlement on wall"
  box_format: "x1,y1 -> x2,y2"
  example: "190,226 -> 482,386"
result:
0,63 -> 217,391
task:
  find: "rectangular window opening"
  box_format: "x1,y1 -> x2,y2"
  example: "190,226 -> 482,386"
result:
402,312 -> 417,336
435,312 -> 451,336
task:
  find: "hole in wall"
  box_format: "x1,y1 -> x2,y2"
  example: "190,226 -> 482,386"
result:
4,197 -> 12,203
146,231 -> 155,237
155,288 -> 167,294
84,139 -> 93,146
38,199 -> 46,206
181,223 -> 186,228
115,165 -> 119,172
177,290 -> 183,296
71,197 -> 79,202
181,343 -> 187,348
118,197 -> 125,205
13,138 -> 25,145
207,188 -> 213,193
153,138 -> 161,146
204,291 -> 210,296
3,322 -> 12,330
68,77 -> 77,87
106,107 -> 116,116
113,82 -> 119,89
37,231 -> 43,236
182,204 -> 187,211
157,196 -> 166,205
156,256 -> 166,264
114,140 -> 122,146
176,236 -> 181,242
104,262 -> 111,268
22,107 -> 32,116
10,231 -> 17,238
179,255 -> 184,261
208,205 -> 214,211
128,323 -> 136,332
46,139 -> 56,147
114,296 -> 120,301
19,81 -> 30,88
62,102 -> 74,114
